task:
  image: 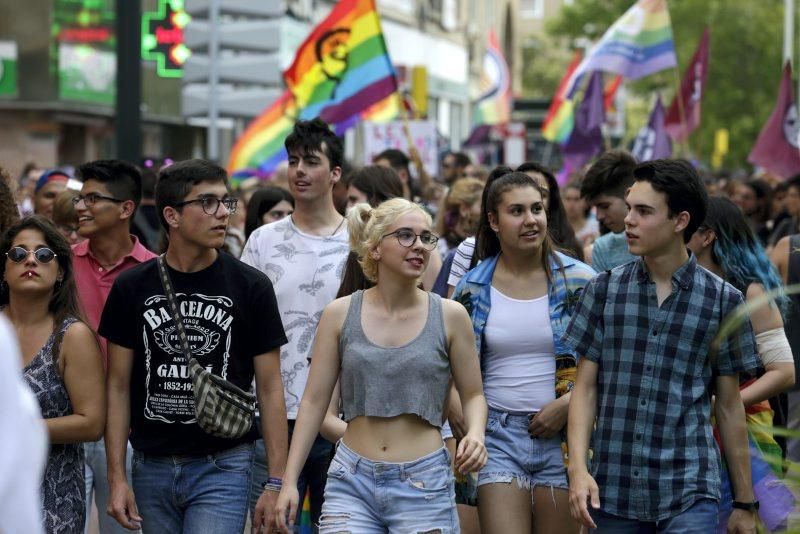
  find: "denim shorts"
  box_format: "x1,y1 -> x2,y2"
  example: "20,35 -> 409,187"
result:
319,440 -> 459,533
477,408 -> 568,492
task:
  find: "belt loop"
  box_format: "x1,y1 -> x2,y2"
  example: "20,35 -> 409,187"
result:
500,412 -> 509,427
351,455 -> 360,474
400,464 -> 406,481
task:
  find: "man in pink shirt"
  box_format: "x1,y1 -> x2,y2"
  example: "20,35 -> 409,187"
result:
72,160 -> 156,534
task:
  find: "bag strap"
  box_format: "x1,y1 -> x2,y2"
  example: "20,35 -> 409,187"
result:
156,254 -> 193,364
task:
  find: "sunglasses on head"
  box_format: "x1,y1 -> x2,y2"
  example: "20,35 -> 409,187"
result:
6,246 -> 58,264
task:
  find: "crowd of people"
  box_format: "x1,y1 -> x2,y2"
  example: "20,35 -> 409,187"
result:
2,117 -> 799,534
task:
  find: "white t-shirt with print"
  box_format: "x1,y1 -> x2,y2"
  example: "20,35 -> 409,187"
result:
241,217 -> 349,419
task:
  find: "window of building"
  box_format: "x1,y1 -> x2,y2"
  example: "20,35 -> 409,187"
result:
521,0 -> 544,19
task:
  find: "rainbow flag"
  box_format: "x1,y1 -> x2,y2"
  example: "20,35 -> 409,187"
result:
473,30 -> 511,125
542,51 -> 582,143
284,0 -> 398,125
227,91 -> 297,178
564,0 -> 677,96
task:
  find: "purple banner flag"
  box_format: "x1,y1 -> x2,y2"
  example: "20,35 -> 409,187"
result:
632,95 -> 672,162
562,71 -> 605,172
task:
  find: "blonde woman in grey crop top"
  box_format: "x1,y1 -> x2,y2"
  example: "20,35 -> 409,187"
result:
275,198 -> 488,533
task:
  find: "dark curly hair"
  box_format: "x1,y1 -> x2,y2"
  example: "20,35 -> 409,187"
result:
0,166 -> 20,234
0,216 -> 85,355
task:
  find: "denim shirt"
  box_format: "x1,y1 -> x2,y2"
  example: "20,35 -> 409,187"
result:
452,251 -> 596,404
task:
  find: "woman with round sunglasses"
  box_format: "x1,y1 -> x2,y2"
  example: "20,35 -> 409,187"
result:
274,198 -> 487,533
1,216 -> 105,533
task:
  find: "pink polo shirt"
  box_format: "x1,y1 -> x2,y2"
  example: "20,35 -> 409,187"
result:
72,236 -> 157,366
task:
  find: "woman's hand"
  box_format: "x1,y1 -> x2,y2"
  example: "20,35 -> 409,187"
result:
273,485 -> 299,533
529,397 -> 568,439
455,432 -> 487,474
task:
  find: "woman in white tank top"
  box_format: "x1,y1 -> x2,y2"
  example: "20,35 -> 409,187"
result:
274,198 -> 487,533
452,172 -> 596,533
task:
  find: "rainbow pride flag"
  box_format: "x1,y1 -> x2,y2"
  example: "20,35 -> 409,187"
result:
473,30 -> 511,126
227,91 -> 297,178
564,0 -> 677,96
284,0 -> 398,125
542,51 -> 582,143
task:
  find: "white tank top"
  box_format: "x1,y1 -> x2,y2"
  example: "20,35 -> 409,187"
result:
483,287 -> 555,412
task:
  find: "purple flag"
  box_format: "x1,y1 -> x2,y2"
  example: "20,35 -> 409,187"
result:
632,95 -> 672,162
562,71 -> 605,171
748,62 -> 800,178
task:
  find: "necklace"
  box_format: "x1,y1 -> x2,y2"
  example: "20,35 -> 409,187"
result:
291,214 -> 345,236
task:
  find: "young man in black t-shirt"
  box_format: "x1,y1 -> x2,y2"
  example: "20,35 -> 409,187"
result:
100,159 -> 288,533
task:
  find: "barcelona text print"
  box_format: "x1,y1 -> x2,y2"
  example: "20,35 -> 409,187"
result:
141,292 -> 234,423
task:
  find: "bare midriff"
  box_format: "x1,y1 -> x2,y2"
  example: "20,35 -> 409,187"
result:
342,414 -> 444,462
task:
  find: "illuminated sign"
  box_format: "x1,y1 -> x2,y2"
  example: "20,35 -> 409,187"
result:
142,0 -> 191,78
53,0 -> 115,46
52,0 -> 116,104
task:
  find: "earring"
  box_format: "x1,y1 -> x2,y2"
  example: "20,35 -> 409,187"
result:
0,280 -> 7,295
54,278 -> 63,291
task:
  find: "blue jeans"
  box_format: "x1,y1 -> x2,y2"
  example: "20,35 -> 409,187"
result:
478,409 -> 568,492
250,419 -> 332,527
591,499 -> 719,533
131,442 -> 253,534
85,439 -> 140,534
319,441 -> 459,533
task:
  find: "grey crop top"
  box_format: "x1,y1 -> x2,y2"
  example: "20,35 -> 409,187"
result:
339,290 -> 450,427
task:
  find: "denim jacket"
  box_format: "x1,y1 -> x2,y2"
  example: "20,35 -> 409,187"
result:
452,251 -> 596,463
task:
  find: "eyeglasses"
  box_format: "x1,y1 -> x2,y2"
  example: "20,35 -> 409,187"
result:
175,196 -> 238,215
6,246 -> 58,264
73,193 -> 124,207
381,228 -> 439,251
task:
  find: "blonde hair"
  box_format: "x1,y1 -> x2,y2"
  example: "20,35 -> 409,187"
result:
435,177 -> 484,237
347,197 -> 432,283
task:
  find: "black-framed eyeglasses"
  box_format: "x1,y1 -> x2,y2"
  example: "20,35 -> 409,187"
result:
6,246 -> 58,264
72,193 -> 124,207
381,228 -> 439,250
175,196 -> 238,215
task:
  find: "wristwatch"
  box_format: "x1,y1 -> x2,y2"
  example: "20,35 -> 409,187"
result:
732,500 -> 760,512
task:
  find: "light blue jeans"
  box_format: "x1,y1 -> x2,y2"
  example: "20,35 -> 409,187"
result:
318,441 -> 459,533
590,499 -> 719,533
85,439 -> 139,534
131,442 -> 253,534
478,409 -> 568,492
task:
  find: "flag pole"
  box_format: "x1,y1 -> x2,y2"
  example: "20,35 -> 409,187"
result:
671,67 -> 691,157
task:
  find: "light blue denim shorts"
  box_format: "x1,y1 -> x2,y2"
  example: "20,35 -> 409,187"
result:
477,408 -> 568,492
319,440 -> 459,533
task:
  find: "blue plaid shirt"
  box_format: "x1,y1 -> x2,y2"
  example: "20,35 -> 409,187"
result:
562,254 -> 759,521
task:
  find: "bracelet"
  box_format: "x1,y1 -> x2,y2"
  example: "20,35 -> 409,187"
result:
262,477 -> 283,493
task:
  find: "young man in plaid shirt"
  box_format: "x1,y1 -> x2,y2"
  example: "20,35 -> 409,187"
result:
564,159 -> 760,533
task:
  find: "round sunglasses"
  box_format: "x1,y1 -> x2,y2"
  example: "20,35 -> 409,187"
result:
6,246 -> 58,264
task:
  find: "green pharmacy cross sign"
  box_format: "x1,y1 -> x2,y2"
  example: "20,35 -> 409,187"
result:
141,0 -> 191,78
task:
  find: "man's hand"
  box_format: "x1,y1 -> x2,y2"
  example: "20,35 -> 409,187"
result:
568,469 -> 599,529
727,508 -> 757,534
106,480 -> 142,530
529,398 -> 568,439
252,489 -> 279,533
448,402 -> 467,441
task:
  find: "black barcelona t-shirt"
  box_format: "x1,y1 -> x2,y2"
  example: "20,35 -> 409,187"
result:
99,252 -> 287,456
